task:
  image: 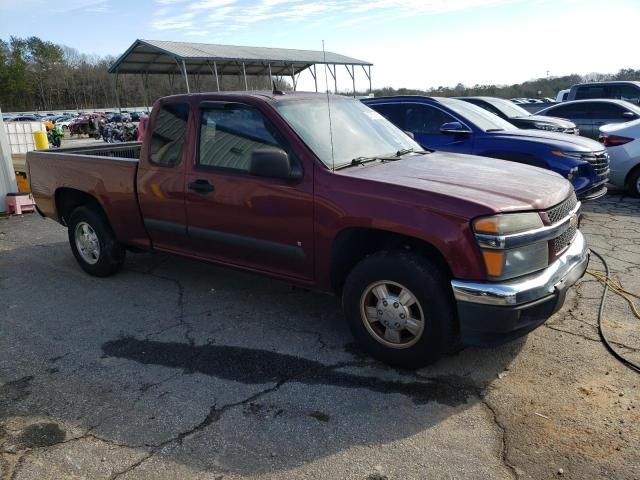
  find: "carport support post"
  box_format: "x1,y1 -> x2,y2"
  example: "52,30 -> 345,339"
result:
208,61 -> 220,92
290,64 -> 297,91
242,62 -> 248,91
326,64 -> 337,93
141,72 -> 150,110
268,64 -> 272,89
310,64 -> 318,92
345,64 -> 356,97
114,69 -> 120,112
352,64 -> 356,97
181,60 -> 190,93
362,65 -> 372,94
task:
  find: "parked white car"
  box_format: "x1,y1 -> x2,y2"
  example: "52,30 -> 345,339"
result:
556,89 -> 569,102
55,118 -> 74,130
599,119 -> 640,196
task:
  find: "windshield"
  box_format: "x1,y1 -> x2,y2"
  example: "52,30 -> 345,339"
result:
274,96 -> 421,169
438,97 -> 518,132
483,98 -> 530,118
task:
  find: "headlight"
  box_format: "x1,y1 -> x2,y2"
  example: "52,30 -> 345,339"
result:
567,167 -> 579,181
473,213 -> 548,280
533,122 -> 562,132
473,212 -> 543,236
479,243 -> 549,279
551,150 -> 585,160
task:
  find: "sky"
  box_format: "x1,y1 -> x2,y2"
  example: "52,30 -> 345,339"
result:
1,0 -> 639,92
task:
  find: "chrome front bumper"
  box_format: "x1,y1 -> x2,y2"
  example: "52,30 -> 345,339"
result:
451,230 -> 589,307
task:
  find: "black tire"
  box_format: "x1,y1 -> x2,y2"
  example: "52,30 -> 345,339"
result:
67,206 -> 125,277
342,251 -> 456,369
628,168 -> 640,198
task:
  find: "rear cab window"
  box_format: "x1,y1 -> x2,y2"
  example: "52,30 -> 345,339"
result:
149,103 -> 190,167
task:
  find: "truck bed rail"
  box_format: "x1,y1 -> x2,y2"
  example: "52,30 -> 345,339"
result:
46,142 -> 142,160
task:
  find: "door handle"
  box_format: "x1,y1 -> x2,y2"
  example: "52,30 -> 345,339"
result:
188,179 -> 215,194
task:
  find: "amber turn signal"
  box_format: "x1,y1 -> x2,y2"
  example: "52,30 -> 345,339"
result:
481,250 -> 505,277
474,217 -> 499,234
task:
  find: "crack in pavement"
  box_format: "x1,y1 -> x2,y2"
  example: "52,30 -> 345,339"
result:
108,379 -> 289,480
128,271 -> 195,347
480,397 -> 519,480
94,334 -> 496,478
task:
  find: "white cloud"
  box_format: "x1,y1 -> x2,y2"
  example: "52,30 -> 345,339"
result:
150,0 -> 522,35
0,0 -> 111,13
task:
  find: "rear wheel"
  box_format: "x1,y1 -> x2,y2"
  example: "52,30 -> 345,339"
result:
342,251 -> 456,369
67,206 -> 125,277
628,168 -> 640,198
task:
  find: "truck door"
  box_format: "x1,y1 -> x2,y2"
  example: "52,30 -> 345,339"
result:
404,104 -> 473,153
136,102 -> 190,252
184,101 -> 314,281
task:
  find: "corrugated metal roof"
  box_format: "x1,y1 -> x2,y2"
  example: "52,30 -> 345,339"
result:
109,39 -> 372,75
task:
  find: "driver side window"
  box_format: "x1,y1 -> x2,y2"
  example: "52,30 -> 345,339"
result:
405,105 -> 456,135
198,104 -> 283,172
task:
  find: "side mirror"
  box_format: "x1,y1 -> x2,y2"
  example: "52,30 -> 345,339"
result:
403,130 -> 415,139
249,148 -> 302,181
622,111 -> 635,119
440,121 -> 472,135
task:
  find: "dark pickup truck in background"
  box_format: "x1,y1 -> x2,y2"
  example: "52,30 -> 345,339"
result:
27,92 -> 589,368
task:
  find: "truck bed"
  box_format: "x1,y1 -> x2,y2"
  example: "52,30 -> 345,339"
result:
27,142 -> 150,247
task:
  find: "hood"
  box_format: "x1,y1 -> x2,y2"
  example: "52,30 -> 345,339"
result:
512,115 -> 576,129
339,152 -> 573,213
489,128 -> 604,151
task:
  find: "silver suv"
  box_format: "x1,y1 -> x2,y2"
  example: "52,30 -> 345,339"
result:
537,99 -> 640,139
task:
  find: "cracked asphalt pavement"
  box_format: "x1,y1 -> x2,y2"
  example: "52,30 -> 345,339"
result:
1,193 -> 639,479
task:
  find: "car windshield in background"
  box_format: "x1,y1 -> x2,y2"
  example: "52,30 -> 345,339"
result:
484,98 -> 531,118
275,96 -> 420,169
438,97 -> 518,132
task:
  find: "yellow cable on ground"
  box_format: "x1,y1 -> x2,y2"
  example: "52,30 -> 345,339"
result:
586,270 -> 640,320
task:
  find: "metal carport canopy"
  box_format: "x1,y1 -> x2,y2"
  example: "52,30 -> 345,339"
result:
108,39 -> 373,94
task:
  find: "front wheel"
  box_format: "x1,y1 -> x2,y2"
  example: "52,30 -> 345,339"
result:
67,206 -> 125,277
628,168 -> 640,198
342,251 -> 456,369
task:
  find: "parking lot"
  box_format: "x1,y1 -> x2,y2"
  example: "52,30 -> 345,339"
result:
0,193 -> 639,480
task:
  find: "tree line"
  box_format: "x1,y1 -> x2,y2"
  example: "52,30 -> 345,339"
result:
373,69 -> 640,99
0,36 -> 276,113
1,36 -> 639,113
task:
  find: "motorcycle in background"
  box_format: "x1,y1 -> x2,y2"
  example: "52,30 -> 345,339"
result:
46,125 -> 63,148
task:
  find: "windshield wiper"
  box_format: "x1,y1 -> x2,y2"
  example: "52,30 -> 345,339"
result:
335,149 -> 431,171
395,147 -> 431,156
335,155 -> 400,170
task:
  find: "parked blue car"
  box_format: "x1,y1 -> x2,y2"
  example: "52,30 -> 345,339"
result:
363,96 -> 609,200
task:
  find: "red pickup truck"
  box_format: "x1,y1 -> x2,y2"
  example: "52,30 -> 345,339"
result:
27,92 -> 589,368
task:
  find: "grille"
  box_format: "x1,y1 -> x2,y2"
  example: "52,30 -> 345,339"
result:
553,225 -> 577,255
545,193 -> 577,224
583,151 -> 610,179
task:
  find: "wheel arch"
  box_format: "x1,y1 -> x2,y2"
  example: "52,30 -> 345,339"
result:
55,188 -> 108,227
329,227 -> 453,295
624,162 -> 640,190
